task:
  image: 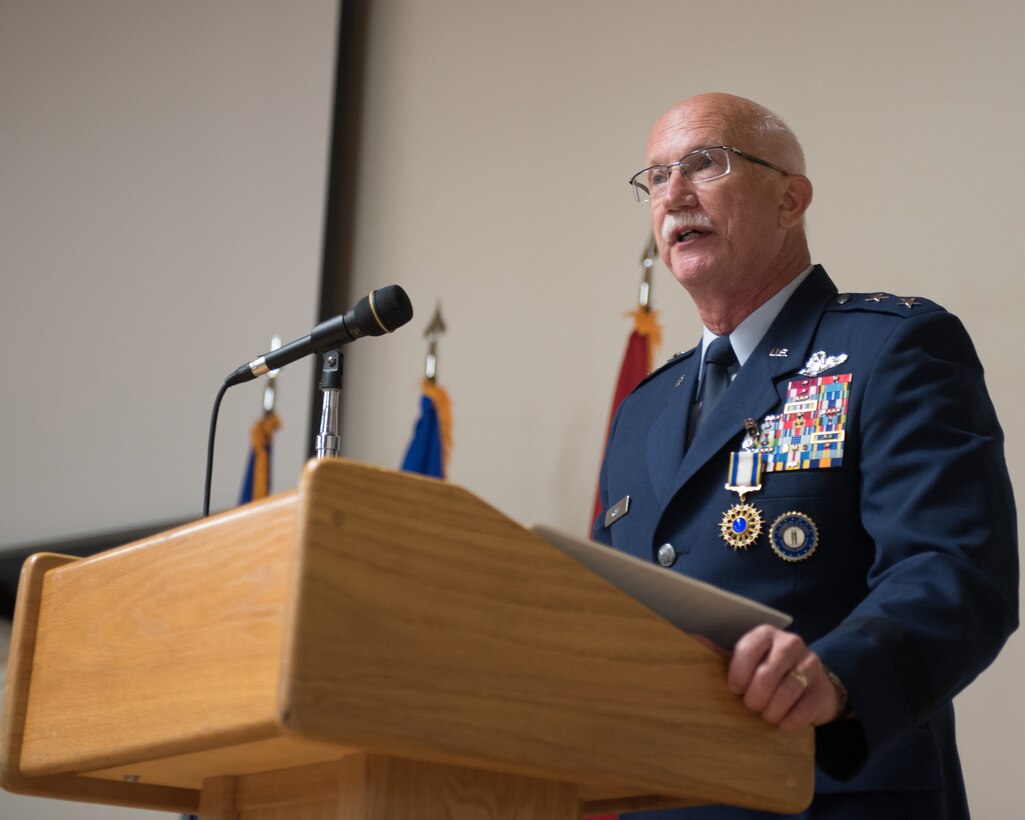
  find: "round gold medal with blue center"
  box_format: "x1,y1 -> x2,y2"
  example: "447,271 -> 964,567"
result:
770,512 -> 819,562
720,503 -> 763,550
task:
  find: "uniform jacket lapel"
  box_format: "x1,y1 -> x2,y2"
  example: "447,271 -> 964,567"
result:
659,266 -> 839,514
644,348 -> 700,508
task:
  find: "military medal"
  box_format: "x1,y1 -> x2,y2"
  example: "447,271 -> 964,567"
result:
720,450 -> 764,550
769,512 -> 819,561
725,366 -> 851,552
721,503 -> 763,550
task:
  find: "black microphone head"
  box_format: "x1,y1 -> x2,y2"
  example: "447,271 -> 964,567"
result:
352,284 -> 414,337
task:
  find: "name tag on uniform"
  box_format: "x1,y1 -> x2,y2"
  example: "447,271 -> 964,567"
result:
604,495 -> 630,527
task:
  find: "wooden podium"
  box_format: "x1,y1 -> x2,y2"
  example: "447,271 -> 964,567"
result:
1,458 -> 812,819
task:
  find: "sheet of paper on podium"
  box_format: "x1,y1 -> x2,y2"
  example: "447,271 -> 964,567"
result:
530,524 -> 791,649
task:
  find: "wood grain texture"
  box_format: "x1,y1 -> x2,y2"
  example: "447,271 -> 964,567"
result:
281,459 -> 813,814
18,494 -> 300,777
336,754 -> 580,820
1,458 -> 812,816
1,552 -> 197,813
198,775 -> 236,820
85,735 -> 356,789
198,756 -> 579,820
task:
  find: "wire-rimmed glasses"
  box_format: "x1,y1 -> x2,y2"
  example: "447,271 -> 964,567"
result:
629,146 -> 790,203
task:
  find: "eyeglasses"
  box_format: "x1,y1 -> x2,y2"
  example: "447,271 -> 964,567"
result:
628,146 -> 790,203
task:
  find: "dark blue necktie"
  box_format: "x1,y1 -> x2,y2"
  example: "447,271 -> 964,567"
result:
693,335 -> 737,435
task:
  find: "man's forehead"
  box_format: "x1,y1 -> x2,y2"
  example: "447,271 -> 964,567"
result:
646,104 -> 740,163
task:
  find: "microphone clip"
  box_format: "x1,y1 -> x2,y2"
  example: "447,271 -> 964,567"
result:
315,346 -> 343,459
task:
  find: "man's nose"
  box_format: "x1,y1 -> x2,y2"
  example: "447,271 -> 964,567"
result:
662,167 -> 697,207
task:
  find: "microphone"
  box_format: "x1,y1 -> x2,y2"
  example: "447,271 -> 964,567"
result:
224,284 -> 413,386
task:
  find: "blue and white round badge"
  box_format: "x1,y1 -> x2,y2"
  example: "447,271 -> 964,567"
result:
769,512 -> 819,562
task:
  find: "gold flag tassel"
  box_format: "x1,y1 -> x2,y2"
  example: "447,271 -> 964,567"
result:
247,336 -> 282,501
248,412 -> 281,500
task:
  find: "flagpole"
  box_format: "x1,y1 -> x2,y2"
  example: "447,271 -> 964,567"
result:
401,303 -> 452,478
423,303 -> 446,384
638,234 -> 657,311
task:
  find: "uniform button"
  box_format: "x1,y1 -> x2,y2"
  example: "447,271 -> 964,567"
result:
657,543 -> 677,567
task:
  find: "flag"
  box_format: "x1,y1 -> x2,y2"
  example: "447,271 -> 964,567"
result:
401,378 -> 452,478
239,411 -> 281,504
586,245 -> 662,820
592,306 -> 662,528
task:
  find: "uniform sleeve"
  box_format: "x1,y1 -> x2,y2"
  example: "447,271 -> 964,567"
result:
810,310 -> 1019,776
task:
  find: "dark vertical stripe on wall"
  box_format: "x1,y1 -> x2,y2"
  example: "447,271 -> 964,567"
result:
307,0 -> 369,456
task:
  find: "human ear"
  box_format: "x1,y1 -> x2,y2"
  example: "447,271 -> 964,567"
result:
778,175 -> 813,228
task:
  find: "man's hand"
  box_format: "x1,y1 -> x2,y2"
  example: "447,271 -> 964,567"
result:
727,624 -> 843,731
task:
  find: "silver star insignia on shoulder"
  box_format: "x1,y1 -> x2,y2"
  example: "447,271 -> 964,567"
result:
898,297 -> 920,309
865,293 -> 890,302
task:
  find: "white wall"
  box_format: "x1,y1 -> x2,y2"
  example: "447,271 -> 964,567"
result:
0,0 -> 337,549
2,0 -> 1023,817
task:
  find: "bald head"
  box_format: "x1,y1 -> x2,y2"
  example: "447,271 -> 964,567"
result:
648,93 -> 805,175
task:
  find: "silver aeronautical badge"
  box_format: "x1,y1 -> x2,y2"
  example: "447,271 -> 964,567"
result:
799,350 -> 849,377
769,512 -> 819,562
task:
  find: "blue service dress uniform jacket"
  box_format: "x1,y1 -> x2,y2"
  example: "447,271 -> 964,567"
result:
593,266 -> 1018,819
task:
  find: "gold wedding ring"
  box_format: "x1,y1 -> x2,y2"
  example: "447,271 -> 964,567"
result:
789,669 -> 809,688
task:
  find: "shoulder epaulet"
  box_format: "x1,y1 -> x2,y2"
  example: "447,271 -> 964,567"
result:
631,346 -> 696,392
827,291 -> 945,316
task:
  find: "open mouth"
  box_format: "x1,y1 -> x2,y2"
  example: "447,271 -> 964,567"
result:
677,229 -> 705,242
663,213 -> 713,246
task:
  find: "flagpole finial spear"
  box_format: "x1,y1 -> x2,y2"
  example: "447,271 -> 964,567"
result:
638,234 -> 657,311
423,303 -> 446,383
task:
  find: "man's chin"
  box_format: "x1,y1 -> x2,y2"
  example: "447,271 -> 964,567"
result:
668,254 -> 716,289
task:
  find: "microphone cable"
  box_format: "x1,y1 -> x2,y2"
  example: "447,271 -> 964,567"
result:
203,380 -> 231,517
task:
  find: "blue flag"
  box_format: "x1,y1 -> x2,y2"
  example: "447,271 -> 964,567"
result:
401,393 -> 444,477
401,381 -> 451,478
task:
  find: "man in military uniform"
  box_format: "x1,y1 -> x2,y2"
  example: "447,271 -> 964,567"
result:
593,93 -> 1018,819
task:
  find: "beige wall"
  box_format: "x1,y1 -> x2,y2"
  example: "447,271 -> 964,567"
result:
2,0 -> 1022,817
340,1 -> 1025,816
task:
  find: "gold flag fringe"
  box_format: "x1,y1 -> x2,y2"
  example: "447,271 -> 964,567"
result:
248,411 -> 281,500
422,378 -> 453,472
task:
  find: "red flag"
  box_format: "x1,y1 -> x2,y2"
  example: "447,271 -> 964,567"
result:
592,307 -> 662,529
